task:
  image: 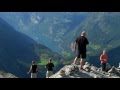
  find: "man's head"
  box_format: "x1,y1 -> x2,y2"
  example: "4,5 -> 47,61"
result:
103,50 -> 106,54
49,58 -> 52,63
81,31 -> 86,36
32,60 -> 35,64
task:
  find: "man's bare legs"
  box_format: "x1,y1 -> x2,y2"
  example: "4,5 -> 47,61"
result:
73,57 -> 77,64
73,57 -> 80,65
80,58 -> 85,69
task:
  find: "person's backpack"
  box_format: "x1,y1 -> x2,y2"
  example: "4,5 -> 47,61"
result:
70,42 -> 75,52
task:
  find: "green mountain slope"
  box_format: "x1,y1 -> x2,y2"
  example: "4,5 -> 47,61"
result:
0,17 -> 62,78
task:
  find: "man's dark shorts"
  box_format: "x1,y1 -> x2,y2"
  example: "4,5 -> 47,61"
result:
77,50 -> 86,59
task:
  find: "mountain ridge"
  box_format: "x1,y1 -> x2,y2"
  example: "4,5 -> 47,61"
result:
0,17 -> 62,78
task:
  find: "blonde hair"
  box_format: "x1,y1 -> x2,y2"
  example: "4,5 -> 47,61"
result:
102,50 -> 106,54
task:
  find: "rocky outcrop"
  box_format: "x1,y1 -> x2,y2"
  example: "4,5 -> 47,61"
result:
0,71 -> 18,78
108,66 -> 120,77
50,62 -> 120,78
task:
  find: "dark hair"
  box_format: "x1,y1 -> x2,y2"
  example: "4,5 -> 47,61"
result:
49,58 -> 51,61
32,60 -> 35,64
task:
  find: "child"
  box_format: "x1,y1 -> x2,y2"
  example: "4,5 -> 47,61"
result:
100,50 -> 108,71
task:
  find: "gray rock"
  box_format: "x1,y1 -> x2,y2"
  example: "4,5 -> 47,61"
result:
83,65 -> 90,72
90,66 -> 97,71
97,68 -> 102,72
85,62 -> 90,66
50,62 -> 120,78
108,66 -> 116,73
94,75 -> 101,78
0,71 -> 18,78
106,63 -> 111,71
108,66 -> 120,77
59,70 -> 66,77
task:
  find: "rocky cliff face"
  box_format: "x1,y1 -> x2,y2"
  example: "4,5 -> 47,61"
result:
50,62 -> 120,78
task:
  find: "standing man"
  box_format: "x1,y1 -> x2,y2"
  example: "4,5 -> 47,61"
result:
27,60 -> 38,78
45,58 -> 54,78
73,31 -> 89,69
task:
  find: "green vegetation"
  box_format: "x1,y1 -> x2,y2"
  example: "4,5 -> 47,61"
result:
39,54 -> 49,65
61,51 -> 74,64
89,43 -> 101,50
38,54 -> 60,66
62,51 -> 71,58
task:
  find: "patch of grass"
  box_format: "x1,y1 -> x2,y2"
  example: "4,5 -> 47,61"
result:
89,43 -> 101,50
38,58 -> 48,65
62,51 -> 71,57
38,59 -> 59,66
38,54 -> 60,66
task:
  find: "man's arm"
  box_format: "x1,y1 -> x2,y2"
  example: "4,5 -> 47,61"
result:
51,63 -> 54,68
36,65 -> 38,73
86,38 -> 89,45
45,64 -> 47,69
27,65 -> 32,74
105,54 -> 108,62
53,63 -> 54,67
100,55 -> 102,61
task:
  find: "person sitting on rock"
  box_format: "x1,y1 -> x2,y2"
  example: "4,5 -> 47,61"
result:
100,50 -> 108,71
